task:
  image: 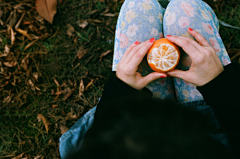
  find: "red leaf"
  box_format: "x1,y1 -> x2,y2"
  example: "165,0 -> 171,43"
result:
36,0 -> 57,24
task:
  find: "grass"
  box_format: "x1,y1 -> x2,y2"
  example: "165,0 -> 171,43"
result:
0,0 -> 240,158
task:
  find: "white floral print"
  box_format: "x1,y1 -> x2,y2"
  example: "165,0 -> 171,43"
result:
151,28 -> 158,36
128,1 -> 135,8
165,12 -> 176,26
149,16 -> 154,23
126,24 -> 139,37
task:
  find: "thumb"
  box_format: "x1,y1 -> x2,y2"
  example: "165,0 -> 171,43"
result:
141,72 -> 167,86
167,70 -> 192,82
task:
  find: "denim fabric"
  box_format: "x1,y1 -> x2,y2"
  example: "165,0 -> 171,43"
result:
59,106 -> 96,159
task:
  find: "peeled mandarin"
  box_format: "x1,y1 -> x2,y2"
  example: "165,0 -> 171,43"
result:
147,38 -> 180,73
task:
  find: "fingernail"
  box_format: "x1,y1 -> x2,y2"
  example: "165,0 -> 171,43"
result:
149,38 -> 155,43
167,35 -> 171,38
189,28 -> 193,31
160,75 -> 167,78
134,41 -> 139,44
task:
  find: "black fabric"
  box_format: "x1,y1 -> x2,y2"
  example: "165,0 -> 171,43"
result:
95,72 -> 152,120
95,62 -> 240,158
197,62 -> 240,158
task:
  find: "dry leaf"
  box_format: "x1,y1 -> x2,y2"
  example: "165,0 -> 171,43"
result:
87,19 -> 104,23
3,95 -> 12,104
15,11 -> 25,30
33,72 -> 39,81
79,79 -> 84,96
52,105 -> 58,109
11,153 -> 24,159
10,27 -> 15,45
85,79 -> 94,90
100,50 -> 112,58
24,39 -> 38,51
48,138 -> 56,146
34,155 -> 42,159
37,114 -> 51,134
66,24 -> 75,37
4,44 -> 10,54
76,20 -> 89,29
60,125 -> 68,135
64,88 -> 75,101
36,0 -> 57,24
66,112 -> 78,120
53,78 -> 60,87
28,79 -> 36,91
4,61 -> 18,67
77,48 -> 88,59
16,28 -> 32,40
101,13 -> 116,17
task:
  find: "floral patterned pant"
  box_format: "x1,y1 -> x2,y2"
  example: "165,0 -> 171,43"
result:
113,0 -> 231,103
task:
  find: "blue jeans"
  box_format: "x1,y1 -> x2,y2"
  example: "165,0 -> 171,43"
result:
59,0 -> 230,158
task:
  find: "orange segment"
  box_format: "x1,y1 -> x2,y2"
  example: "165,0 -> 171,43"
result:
147,38 -> 180,73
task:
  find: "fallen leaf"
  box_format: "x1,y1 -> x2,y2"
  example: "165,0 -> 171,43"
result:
85,10 -> 99,16
10,27 -> 15,45
36,0 -> 57,24
66,113 -> 78,120
85,79 -> 94,90
15,11 -> 25,30
77,48 -> 88,59
3,61 -> 18,67
48,138 -> 56,146
16,28 -> 32,40
100,50 -> 112,58
33,72 -> 40,81
28,79 -> 35,91
79,79 -> 84,97
64,88 -> 75,101
53,78 -> 60,87
34,155 -> 42,159
87,19 -> 104,23
101,13 -> 116,17
4,44 -> 10,54
37,114 -> 51,134
66,24 -> 75,37
76,20 -> 88,29
52,105 -> 58,109
24,39 -> 38,51
60,125 -> 68,135
11,153 -> 24,159
3,95 -> 12,104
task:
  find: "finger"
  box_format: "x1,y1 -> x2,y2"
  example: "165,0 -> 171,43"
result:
167,70 -> 192,83
177,36 -> 201,52
140,72 -> 167,87
126,39 -> 152,64
121,41 -> 140,60
166,35 -> 199,60
128,38 -> 155,68
188,28 -> 211,47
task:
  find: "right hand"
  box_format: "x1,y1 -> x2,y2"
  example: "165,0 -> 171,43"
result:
166,28 -> 224,86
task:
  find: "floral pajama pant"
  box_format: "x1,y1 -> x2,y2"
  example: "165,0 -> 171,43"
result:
113,0 -> 231,103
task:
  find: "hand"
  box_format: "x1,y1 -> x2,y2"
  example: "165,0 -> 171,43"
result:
166,28 -> 224,86
116,38 -> 167,90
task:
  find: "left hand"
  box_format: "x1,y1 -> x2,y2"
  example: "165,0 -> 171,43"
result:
116,38 -> 167,90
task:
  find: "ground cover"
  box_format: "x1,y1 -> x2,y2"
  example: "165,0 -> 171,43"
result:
0,0 -> 239,158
